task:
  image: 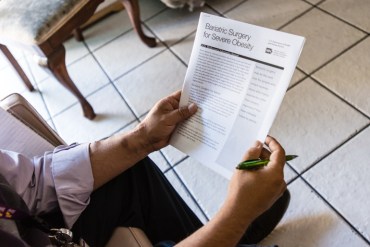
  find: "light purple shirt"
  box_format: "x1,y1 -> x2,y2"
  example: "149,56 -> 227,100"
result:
0,143 -> 94,228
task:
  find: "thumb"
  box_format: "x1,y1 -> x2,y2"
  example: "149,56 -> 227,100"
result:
241,141 -> 263,161
169,103 -> 198,123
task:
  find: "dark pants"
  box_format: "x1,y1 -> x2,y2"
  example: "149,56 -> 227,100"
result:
71,157 -> 203,246
43,157 -> 270,247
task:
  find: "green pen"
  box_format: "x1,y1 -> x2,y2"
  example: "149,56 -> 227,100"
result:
236,155 -> 298,170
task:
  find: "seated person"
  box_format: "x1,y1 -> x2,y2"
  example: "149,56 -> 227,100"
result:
0,91 -> 289,247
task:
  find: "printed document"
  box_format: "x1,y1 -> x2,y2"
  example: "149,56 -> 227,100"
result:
170,13 -> 305,178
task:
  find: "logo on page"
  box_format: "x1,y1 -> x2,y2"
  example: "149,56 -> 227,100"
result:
265,48 -> 272,54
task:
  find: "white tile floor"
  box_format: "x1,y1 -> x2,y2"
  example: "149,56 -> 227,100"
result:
1,0 -> 369,246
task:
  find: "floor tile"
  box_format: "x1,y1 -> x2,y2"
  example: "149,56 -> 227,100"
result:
282,8 -> 366,74
20,90 -> 50,121
304,0 -> 322,4
174,157 -> 229,218
145,6 -> 217,46
165,169 -> 208,224
0,52 -> 9,70
0,58 -> 34,99
161,145 -> 188,166
225,0 -> 311,30
289,69 -> 306,88
149,151 -> 171,172
38,54 -> 110,117
46,119 -> 57,132
269,78 -> 368,173
93,28 -> 165,81
284,165 -> 298,183
64,38 -> 90,66
313,37 -> 370,117
111,119 -> 138,136
84,11 -> 133,51
319,0 -> 370,33
52,84 -> 135,144
24,55 -> 50,84
171,32 -> 195,65
207,0 -> 245,14
304,126 -> 370,242
139,0 -> 167,20
114,50 -> 186,117
260,178 -> 369,247
6,38 -> 89,85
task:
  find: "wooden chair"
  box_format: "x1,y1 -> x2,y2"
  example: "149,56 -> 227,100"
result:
0,0 -> 156,120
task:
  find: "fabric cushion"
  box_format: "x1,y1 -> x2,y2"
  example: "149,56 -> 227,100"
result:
0,0 -> 89,45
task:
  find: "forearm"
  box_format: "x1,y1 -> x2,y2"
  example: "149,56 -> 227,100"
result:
176,201 -> 256,247
89,124 -> 152,189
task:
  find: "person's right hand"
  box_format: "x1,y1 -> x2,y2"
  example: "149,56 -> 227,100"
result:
224,136 -> 287,221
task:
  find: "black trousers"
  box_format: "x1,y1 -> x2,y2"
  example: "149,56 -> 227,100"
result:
71,157 -> 203,247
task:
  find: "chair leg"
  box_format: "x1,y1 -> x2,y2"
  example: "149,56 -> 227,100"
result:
73,28 -> 84,42
120,0 -> 157,47
0,44 -> 35,91
45,45 -> 96,120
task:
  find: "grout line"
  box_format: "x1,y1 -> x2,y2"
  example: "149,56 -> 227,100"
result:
159,151 -> 175,174
219,0 -> 248,16
110,47 -> 167,82
22,52 -> 57,130
143,22 -> 193,68
298,177 -> 370,245
277,5 -> 316,30
287,75 -> 308,91
167,46 -> 188,68
299,123 -> 370,176
306,35 -> 369,77
313,4 -> 369,35
142,7 -> 169,23
50,82 -> 111,119
203,2 -> 224,16
169,29 -> 196,48
93,21 -> 169,83
311,75 -> 370,119
286,162 -> 300,184
87,27 -> 136,53
171,166 -> 211,221
85,45 -> 143,123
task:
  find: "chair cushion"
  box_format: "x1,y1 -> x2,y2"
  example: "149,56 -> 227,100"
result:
0,0 -> 89,45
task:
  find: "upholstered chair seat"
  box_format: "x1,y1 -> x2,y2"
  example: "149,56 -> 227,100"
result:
0,0 -> 90,44
0,0 -> 156,119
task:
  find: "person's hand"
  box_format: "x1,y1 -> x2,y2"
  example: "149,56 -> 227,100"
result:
224,136 -> 287,221
136,90 -> 197,152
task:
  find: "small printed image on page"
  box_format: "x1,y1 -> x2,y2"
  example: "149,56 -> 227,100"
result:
217,59 -> 283,170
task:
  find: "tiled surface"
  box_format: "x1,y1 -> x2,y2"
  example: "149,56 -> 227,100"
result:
282,8 -> 366,74
270,78 -> 368,173
304,126 -> 370,241
146,6 -> 218,46
313,37 -> 370,116
260,178 -> 369,247
1,1 -> 370,245
319,0 -> 370,33
225,0 -> 311,30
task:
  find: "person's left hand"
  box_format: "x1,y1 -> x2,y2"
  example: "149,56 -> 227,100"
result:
136,90 -> 197,152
